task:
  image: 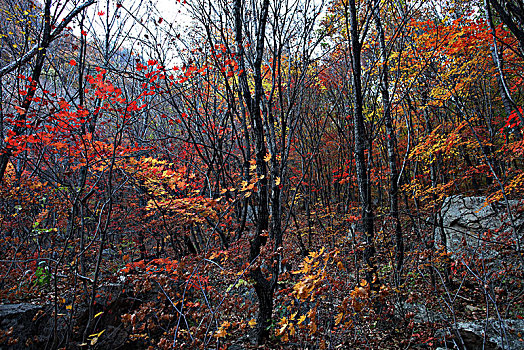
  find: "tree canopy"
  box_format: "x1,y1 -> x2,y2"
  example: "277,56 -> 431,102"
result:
0,0 -> 523,348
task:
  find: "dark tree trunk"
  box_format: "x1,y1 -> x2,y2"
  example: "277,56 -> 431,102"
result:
234,0 -> 275,343
488,0 -> 524,57
347,0 -> 377,287
0,0 -> 95,183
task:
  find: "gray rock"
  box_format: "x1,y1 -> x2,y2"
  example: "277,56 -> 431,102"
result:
0,303 -> 45,349
465,305 -> 481,313
102,248 -> 117,257
437,196 -> 523,256
397,302 -> 445,323
0,303 -> 73,349
227,345 -> 247,350
0,303 -> 42,318
445,319 -> 524,350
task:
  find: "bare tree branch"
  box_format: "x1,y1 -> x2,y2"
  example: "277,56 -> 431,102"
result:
0,0 -> 96,77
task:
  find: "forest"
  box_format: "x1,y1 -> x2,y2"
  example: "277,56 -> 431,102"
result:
0,0 -> 523,348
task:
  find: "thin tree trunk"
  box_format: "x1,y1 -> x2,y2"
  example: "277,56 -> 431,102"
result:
347,0 -> 377,287
372,0 -> 403,278
234,0 -> 274,343
0,0 -> 95,183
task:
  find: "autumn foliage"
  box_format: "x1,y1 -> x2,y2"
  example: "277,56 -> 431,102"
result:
0,0 -> 523,348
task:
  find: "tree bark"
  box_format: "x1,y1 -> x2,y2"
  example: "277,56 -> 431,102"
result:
347,0 -> 377,287
372,0 -> 403,278
234,0 -> 274,343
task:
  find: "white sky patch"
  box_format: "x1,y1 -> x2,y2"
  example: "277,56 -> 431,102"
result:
65,0 -> 192,66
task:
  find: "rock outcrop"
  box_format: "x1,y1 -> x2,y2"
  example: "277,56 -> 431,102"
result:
0,303 -> 51,349
437,196 -> 523,256
442,319 -> 524,350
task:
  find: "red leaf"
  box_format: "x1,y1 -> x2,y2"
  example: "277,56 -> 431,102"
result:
14,106 -> 26,115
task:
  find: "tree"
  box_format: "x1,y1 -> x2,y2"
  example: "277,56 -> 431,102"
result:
487,0 -> 524,57
0,0 -> 523,348
0,0 -> 95,182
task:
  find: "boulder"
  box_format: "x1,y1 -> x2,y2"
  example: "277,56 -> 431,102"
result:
437,196 -> 523,256
444,319 -> 524,350
0,303 -> 49,349
0,283 -> 127,349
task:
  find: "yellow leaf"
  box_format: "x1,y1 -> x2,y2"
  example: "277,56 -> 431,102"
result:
335,312 -> 343,325
89,329 -> 105,338
276,319 -> 288,336
289,323 -> 296,336
310,321 -> 317,334
214,328 -> 227,338
294,282 -> 310,300
263,153 -> 271,162
90,337 -> 98,346
94,311 -> 104,318
248,319 -> 257,327
297,314 -> 307,325
281,332 -> 289,342
275,177 -> 281,186
66,305 -> 72,310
